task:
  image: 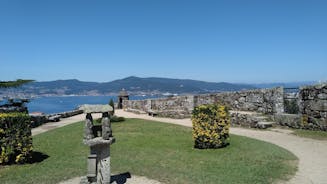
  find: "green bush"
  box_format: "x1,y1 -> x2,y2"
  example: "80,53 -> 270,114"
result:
109,99 -> 115,114
192,104 -> 230,149
110,115 -> 125,122
0,113 -> 33,164
284,99 -> 299,114
94,116 -> 125,124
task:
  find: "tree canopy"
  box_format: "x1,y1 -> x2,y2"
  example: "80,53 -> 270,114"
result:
0,79 -> 34,88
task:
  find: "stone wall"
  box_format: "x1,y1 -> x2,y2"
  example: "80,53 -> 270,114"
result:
30,109 -> 84,128
230,111 -> 264,128
150,96 -> 194,118
123,87 -> 284,118
123,96 -> 194,118
123,99 -> 149,112
273,113 -> 302,129
194,87 -> 284,114
299,83 -> 327,130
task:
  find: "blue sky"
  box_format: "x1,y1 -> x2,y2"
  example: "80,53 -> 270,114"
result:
0,0 -> 326,83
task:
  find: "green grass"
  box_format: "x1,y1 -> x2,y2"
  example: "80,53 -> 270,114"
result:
0,119 -> 297,184
293,129 -> 327,140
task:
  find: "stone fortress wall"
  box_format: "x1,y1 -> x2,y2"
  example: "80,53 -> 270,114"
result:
270,83 -> 327,131
123,83 -> 327,131
299,83 -> 327,130
123,87 -> 284,118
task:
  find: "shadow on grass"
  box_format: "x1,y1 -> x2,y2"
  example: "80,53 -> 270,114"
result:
29,151 -> 49,164
110,172 -> 131,184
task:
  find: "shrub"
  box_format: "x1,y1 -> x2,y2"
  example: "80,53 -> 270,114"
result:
192,104 -> 230,149
109,99 -> 115,115
110,115 -> 125,123
0,113 -> 33,164
284,99 -> 299,114
94,116 -> 125,125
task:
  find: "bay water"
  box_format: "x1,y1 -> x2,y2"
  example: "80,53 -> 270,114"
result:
27,95 -> 150,114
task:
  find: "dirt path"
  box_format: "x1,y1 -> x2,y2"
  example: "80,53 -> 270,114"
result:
32,110 -> 327,184
115,110 -> 327,184
32,113 -> 102,136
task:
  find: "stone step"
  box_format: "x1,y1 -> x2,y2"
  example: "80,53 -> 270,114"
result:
253,116 -> 269,121
256,121 -> 276,129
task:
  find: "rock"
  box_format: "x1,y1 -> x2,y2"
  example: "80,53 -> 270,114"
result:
257,121 -> 275,129
84,113 -> 94,140
101,112 -> 112,140
273,113 -> 301,128
80,104 -> 113,113
318,93 -> 327,100
310,100 -> 327,112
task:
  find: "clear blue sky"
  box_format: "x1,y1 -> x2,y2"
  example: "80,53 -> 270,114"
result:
0,0 -> 326,83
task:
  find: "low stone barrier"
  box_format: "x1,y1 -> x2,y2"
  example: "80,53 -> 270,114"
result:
230,111 -> 262,128
273,113 -> 302,129
30,109 -> 84,128
123,87 -> 284,118
59,109 -> 84,118
123,84 -> 327,131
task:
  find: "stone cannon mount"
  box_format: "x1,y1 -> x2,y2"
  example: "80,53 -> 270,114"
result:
80,105 -> 115,184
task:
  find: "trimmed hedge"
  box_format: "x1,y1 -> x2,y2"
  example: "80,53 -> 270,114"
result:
192,104 -> 230,149
0,113 -> 33,164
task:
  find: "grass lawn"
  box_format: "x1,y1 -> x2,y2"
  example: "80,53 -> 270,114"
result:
293,129 -> 327,140
0,119 -> 297,184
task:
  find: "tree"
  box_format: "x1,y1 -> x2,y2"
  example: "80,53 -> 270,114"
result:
0,79 -> 34,111
109,98 -> 115,115
0,79 -> 34,88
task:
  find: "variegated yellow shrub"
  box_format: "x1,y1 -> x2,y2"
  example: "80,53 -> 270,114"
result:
0,113 -> 33,164
192,104 -> 230,149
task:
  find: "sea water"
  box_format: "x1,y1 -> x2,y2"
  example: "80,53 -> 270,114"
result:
27,95 -> 151,114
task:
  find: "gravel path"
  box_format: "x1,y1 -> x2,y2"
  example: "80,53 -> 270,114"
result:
32,110 -> 327,184
32,113 -> 102,136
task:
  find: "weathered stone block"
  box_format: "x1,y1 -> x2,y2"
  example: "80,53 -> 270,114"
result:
80,104 -> 113,113
310,100 -> 327,112
84,113 -> 94,140
87,154 -> 97,179
318,93 -> 327,100
101,112 -> 112,140
273,113 -> 301,128
257,121 -> 274,129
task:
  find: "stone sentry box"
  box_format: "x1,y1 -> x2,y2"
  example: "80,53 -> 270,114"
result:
79,105 -> 115,184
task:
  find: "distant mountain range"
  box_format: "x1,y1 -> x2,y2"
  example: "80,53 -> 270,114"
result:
0,76 -> 318,98
0,76 -> 255,97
